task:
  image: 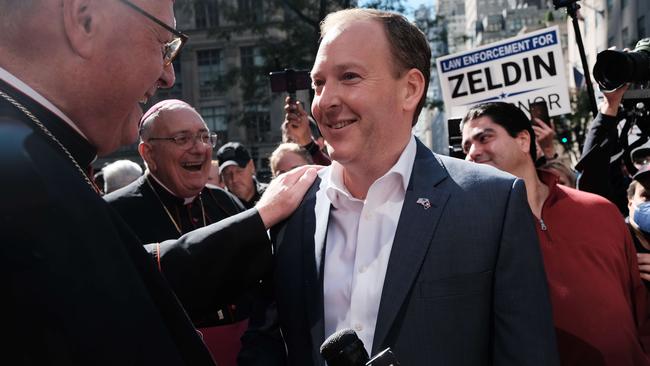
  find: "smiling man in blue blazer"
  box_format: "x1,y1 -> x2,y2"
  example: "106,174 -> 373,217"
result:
266,8 -> 559,366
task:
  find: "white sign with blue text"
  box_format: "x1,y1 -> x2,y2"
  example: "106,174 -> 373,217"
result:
436,26 -> 571,118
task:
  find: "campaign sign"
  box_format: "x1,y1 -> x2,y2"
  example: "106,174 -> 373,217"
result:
436,26 -> 571,118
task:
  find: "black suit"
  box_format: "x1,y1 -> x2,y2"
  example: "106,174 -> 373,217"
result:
270,140 -> 559,365
0,78 -> 270,365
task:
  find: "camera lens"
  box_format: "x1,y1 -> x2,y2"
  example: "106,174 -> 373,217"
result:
593,39 -> 650,91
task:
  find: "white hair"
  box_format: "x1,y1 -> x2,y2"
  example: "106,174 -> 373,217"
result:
103,160 -> 143,193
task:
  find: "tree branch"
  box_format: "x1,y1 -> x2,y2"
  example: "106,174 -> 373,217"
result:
279,0 -> 319,29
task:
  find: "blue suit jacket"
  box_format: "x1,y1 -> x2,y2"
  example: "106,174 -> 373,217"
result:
271,139 -> 560,365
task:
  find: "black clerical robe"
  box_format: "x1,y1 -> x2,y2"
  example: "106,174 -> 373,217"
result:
105,175 -> 250,325
104,176 -> 243,246
0,78 -> 271,365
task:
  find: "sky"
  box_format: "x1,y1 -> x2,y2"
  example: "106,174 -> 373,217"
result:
359,0 -> 436,16
403,0 -> 435,17
405,0 -> 434,11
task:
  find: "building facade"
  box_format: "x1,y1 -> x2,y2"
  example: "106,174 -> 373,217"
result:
98,0 -> 314,181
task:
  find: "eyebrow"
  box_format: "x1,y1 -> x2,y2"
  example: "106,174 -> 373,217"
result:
470,128 -> 495,140
311,62 -> 366,79
462,128 -> 496,151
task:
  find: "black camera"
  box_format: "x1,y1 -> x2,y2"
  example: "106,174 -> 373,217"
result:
593,38 -> 650,95
552,0 -> 578,9
269,69 -> 311,97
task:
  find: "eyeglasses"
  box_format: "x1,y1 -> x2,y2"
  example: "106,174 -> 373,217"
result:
148,132 -> 218,148
117,0 -> 189,66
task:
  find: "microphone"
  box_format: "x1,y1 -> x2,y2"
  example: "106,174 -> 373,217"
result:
320,328 -> 369,366
320,328 -> 400,366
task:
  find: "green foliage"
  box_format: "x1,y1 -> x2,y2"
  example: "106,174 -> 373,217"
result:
560,88 -> 593,158
362,0 -> 406,13
544,10 -> 554,23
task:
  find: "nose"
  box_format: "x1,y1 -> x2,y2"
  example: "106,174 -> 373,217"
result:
466,144 -> 480,162
313,83 -> 341,120
158,62 -> 176,89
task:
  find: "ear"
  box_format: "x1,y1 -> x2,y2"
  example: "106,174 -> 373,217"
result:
62,0 -> 99,58
515,130 -> 532,154
139,142 -> 157,172
247,160 -> 256,175
401,68 -> 426,113
629,198 -> 634,212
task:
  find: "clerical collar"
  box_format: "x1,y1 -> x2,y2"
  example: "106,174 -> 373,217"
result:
146,172 -> 197,205
0,66 -> 90,141
0,71 -> 97,169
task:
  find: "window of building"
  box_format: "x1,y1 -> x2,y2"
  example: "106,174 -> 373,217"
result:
197,49 -> 224,99
622,0 -> 628,9
622,27 -> 630,48
244,103 -> 271,142
238,0 -> 264,23
240,46 -> 268,96
606,0 -> 613,10
200,106 -> 228,142
195,0 -> 219,28
639,16 -> 647,39
240,46 -> 265,69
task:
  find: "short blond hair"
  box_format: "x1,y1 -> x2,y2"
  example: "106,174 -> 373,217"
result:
269,143 -> 312,177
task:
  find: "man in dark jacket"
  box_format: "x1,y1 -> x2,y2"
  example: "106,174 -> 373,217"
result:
0,0 -> 317,364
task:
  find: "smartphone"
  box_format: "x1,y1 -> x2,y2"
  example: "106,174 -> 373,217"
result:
447,117 -> 466,159
269,69 -> 311,94
529,101 -> 550,125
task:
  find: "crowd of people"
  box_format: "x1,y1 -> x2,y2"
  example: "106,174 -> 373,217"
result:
2,1 -> 650,365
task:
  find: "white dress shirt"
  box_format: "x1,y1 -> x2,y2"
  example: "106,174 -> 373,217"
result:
318,135 -> 416,355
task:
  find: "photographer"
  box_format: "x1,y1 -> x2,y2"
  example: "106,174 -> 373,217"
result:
578,39 -> 650,296
575,39 -> 650,213
576,82 -> 630,213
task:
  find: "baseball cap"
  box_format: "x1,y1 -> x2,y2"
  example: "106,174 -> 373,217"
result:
632,144 -> 650,164
216,142 -> 251,171
632,141 -> 650,181
634,164 -> 650,181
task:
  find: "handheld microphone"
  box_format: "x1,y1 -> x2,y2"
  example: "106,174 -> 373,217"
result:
320,328 -> 401,366
320,328 -> 369,366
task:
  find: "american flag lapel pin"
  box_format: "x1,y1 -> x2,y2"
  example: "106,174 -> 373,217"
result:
416,198 -> 431,210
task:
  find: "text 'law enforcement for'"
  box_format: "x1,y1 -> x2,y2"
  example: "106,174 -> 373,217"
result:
436,26 -> 571,119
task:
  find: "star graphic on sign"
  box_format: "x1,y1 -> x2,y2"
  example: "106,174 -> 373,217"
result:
499,92 -> 507,99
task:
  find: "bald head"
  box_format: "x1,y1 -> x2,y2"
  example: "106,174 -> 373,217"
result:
0,0 -> 55,59
0,0 -> 178,156
139,99 -> 199,140
0,1 -> 36,24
